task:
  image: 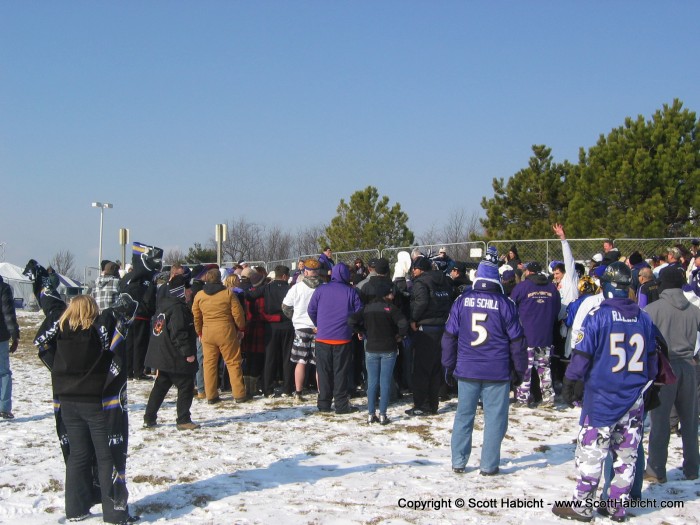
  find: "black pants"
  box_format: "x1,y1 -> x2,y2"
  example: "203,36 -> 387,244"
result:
61,400 -> 128,524
263,324 -> 295,395
550,320 -> 567,385
315,342 -> 352,412
352,335 -> 365,391
242,352 -> 265,378
412,326 -> 444,413
126,318 -> 150,377
144,372 -> 195,425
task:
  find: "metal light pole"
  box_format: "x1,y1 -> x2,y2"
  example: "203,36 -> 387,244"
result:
91,202 -> 113,269
119,228 -> 129,269
215,223 -> 227,267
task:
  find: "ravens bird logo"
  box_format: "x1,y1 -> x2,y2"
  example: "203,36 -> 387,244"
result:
152,313 -> 166,336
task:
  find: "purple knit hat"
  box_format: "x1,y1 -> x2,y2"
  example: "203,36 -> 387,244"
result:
474,246 -> 503,292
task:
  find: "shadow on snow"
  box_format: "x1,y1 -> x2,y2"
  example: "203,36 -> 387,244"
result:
133,453 -> 435,521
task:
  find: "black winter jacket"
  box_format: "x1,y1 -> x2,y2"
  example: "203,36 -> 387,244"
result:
359,275 -> 395,305
119,269 -> 156,318
348,299 -> 408,353
52,325 -> 111,403
144,296 -> 198,375
247,279 -> 293,326
0,277 -> 19,342
410,270 -> 452,326
449,275 -> 472,300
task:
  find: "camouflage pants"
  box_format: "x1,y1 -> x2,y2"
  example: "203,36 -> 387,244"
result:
572,395 -> 644,519
516,346 -> 553,404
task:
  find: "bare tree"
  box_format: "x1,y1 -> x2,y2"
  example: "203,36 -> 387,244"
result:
417,222 -> 441,246
293,224 -> 326,257
419,209 -> 484,245
262,225 -> 294,262
442,208 -> 484,243
49,250 -> 79,280
221,217 -> 266,263
164,248 -> 185,265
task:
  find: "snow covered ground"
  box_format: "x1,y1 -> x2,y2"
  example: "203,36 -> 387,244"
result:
1,310 -> 698,525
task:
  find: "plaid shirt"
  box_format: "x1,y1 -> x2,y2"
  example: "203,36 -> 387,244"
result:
242,293 -> 266,355
92,276 -> 120,311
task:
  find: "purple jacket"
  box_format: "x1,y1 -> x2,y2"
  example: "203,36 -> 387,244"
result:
510,274 -> 561,347
308,263 -> 362,343
442,281 -> 527,382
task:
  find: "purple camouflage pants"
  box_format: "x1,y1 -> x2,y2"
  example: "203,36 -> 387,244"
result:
571,395 -> 644,520
516,346 -> 553,404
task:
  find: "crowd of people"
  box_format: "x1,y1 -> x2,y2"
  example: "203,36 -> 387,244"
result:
2,232 -> 699,523
486,227 -> 700,522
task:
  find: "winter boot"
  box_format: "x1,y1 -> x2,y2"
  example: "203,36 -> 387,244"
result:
243,376 -> 254,398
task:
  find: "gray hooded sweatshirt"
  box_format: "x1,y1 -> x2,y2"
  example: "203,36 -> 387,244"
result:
645,288 -> 700,360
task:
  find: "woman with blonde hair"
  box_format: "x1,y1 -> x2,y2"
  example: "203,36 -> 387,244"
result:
223,272 -> 244,306
223,273 -> 241,290
192,268 -> 247,404
51,295 -> 137,524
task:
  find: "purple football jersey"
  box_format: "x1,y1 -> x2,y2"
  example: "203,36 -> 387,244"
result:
568,297 -> 658,427
443,289 -> 525,382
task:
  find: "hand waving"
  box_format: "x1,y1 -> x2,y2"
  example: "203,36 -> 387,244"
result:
552,223 -> 566,240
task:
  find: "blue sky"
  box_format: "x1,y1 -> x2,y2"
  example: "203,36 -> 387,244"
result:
2,2 -> 698,273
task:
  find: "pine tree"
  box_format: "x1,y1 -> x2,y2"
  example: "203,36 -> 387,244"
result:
480,145 -> 570,239
568,99 -> 700,238
321,186 -> 414,251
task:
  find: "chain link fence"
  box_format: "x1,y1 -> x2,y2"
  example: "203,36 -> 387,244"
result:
381,242 -> 487,267
267,249 -> 382,273
83,237 -> 700,281
612,238 -> 696,260
330,249 -> 381,267
488,237 -> 699,270
83,266 -> 100,289
487,239 -> 607,269
221,260 -> 268,271
265,256 -> 307,272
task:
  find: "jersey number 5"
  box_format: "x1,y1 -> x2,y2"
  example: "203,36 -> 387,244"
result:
471,313 -> 488,346
609,333 -> 645,373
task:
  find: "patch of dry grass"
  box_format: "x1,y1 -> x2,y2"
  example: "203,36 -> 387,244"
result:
0,482 -> 26,492
192,494 -> 212,507
179,474 -> 197,483
132,474 -> 175,485
13,314 -> 46,363
44,478 -> 63,492
402,424 -> 443,447
137,501 -> 173,514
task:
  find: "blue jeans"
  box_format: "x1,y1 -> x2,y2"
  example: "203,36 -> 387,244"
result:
365,351 -> 397,416
451,379 -> 510,473
195,337 -> 204,393
0,340 -> 11,413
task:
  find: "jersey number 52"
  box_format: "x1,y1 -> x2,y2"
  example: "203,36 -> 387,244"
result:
609,333 -> 645,373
